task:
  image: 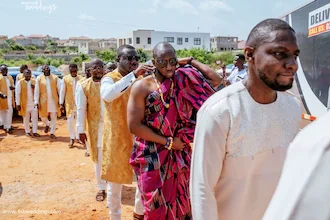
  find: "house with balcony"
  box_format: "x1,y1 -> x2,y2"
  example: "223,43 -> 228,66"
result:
117,30 -> 210,51
78,38 -> 117,54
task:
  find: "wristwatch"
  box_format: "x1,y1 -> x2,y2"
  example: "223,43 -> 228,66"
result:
188,57 -> 195,65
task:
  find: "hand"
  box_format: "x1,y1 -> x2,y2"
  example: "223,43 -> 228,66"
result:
177,57 -> 194,66
60,104 -> 65,112
0,93 -> 7,99
224,79 -> 230,86
133,64 -> 155,77
171,137 -> 185,151
34,104 -> 38,109
9,86 -> 15,90
79,133 -> 87,144
16,105 -> 21,111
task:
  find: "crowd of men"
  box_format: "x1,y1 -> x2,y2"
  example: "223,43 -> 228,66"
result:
1,18 -> 330,220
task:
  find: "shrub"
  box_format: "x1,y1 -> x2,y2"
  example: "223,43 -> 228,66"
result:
95,49 -> 117,63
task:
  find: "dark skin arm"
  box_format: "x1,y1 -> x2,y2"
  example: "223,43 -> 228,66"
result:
178,57 -> 222,87
127,79 -> 185,150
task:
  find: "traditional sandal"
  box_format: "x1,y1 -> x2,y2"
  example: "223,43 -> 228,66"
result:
95,190 -> 106,202
133,212 -> 144,220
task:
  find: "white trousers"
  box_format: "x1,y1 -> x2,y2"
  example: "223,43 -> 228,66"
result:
67,111 -> 78,139
41,112 -> 57,134
94,147 -> 107,190
23,109 -> 38,133
107,183 -> 144,220
0,99 -> 13,129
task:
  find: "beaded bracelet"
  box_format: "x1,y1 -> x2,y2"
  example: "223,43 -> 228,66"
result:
165,137 -> 171,147
165,137 -> 173,150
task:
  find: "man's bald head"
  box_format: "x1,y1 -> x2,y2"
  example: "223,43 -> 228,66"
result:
117,45 -> 136,58
0,64 -> 7,71
246,18 -> 295,49
0,64 -> 8,75
153,42 -> 176,59
89,58 -> 104,67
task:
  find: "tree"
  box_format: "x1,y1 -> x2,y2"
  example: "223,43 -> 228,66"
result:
95,49 -> 117,63
27,53 -> 35,60
11,44 -> 25,51
4,39 -> 15,48
137,48 -> 150,63
26,45 -> 37,50
45,39 -> 58,53
71,54 -> 90,66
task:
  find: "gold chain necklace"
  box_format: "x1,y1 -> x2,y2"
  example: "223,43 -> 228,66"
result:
152,72 -> 174,108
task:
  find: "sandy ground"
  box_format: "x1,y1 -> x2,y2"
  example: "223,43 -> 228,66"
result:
0,118 -> 136,220
0,105 -> 312,220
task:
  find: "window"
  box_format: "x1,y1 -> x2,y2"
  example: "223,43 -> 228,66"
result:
164,37 -> 174,43
148,37 -> 151,44
194,38 -> 201,45
185,38 -> 188,42
128,38 -> 132,44
177,37 -> 183,45
136,37 -> 140,44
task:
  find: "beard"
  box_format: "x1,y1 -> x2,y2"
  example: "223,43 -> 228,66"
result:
93,75 -> 103,80
258,70 -> 293,91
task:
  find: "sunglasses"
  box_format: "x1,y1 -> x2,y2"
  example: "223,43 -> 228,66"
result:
155,57 -> 177,68
121,55 -> 140,61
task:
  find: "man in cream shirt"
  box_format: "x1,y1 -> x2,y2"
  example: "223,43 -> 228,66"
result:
15,69 -> 40,137
34,64 -> 61,139
191,19 -> 302,220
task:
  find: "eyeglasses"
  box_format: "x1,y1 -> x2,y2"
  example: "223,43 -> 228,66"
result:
121,55 -> 140,61
155,57 -> 177,68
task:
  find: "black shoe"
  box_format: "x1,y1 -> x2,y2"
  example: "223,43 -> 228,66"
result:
5,128 -> 13,134
33,133 -> 41,137
69,139 -> 74,148
44,125 -> 50,133
0,125 -> 3,129
50,134 -> 56,139
26,133 -> 32,137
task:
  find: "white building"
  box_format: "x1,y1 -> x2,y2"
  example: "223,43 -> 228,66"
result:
117,30 -> 210,51
78,38 -> 117,54
68,36 -> 92,47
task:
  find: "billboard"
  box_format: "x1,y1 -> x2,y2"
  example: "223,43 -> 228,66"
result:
285,0 -> 330,116
308,3 -> 330,37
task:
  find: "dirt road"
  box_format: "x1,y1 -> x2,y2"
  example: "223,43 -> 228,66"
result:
0,118 -> 136,220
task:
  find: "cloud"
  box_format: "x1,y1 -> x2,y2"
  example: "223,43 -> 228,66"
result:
199,0 -> 233,12
78,13 -> 95,21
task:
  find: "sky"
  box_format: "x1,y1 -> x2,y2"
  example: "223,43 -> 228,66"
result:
0,0 -> 311,40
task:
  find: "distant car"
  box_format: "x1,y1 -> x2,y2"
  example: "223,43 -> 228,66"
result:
36,65 -> 63,79
8,67 -> 43,84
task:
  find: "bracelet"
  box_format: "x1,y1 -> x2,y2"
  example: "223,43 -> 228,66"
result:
165,137 -> 173,150
165,137 -> 171,148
